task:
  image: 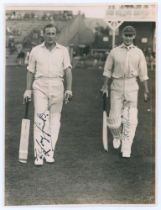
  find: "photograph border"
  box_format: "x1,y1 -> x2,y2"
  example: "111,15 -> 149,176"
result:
1,0 -> 160,209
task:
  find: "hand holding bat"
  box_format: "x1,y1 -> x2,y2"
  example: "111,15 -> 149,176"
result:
64,90 -> 73,104
100,84 -> 108,97
23,90 -> 32,103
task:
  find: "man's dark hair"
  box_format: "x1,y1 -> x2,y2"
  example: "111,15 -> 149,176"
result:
43,24 -> 57,33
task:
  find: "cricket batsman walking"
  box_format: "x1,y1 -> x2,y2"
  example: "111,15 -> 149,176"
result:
101,25 -> 149,158
23,24 -> 72,166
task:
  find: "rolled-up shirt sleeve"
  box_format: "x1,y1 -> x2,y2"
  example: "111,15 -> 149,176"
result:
138,50 -> 149,82
63,47 -> 72,70
27,48 -> 36,73
103,51 -> 114,78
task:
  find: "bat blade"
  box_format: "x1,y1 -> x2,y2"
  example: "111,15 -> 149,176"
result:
19,119 -> 30,163
103,111 -> 108,151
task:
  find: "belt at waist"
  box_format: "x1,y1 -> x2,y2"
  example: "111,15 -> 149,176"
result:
34,76 -> 63,81
112,77 -> 137,81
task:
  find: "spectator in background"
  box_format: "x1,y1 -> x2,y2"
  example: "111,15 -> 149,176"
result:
145,47 -> 155,71
8,34 -> 16,54
24,51 -> 30,65
16,43 -> 25,65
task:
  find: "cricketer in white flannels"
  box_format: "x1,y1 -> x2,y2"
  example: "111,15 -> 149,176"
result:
23,23 -> 72,166
101,25 -> 149,158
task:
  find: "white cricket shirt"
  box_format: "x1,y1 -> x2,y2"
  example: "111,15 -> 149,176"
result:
103,44 -> 149,82
27,42 -> 72,79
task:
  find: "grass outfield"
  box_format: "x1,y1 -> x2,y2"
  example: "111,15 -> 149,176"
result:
5,63 -> 155,205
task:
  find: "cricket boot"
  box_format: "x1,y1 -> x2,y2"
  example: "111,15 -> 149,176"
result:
34,155 -> 44,166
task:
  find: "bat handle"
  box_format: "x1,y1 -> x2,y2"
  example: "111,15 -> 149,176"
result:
103,93 -> 107,111
24,100 -> 30,119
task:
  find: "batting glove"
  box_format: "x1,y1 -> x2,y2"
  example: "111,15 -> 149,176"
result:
100,85 -> 108,97
64,90 -> 72,104
23,90 -> 32,103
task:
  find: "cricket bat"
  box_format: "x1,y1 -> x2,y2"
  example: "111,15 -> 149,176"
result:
102,93 -> 108,151
19,101 -> 30,163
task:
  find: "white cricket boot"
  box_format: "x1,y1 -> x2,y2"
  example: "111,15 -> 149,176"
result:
45,156 -> 55,163
34,158 -> 44,166
122,151 -> 131,158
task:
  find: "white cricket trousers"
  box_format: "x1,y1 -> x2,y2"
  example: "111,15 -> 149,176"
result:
109,78 -> 139,155
32,78 -> 64,160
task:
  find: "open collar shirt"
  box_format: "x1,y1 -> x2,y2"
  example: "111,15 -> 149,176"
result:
103,43 -> 148,82
27,42 -> 72,79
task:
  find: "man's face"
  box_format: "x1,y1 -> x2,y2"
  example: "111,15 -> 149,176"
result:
44,27 -> 56,45
122,33 -> 135,46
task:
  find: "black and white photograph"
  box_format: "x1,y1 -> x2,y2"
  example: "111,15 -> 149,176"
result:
1,0 -> 160,208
